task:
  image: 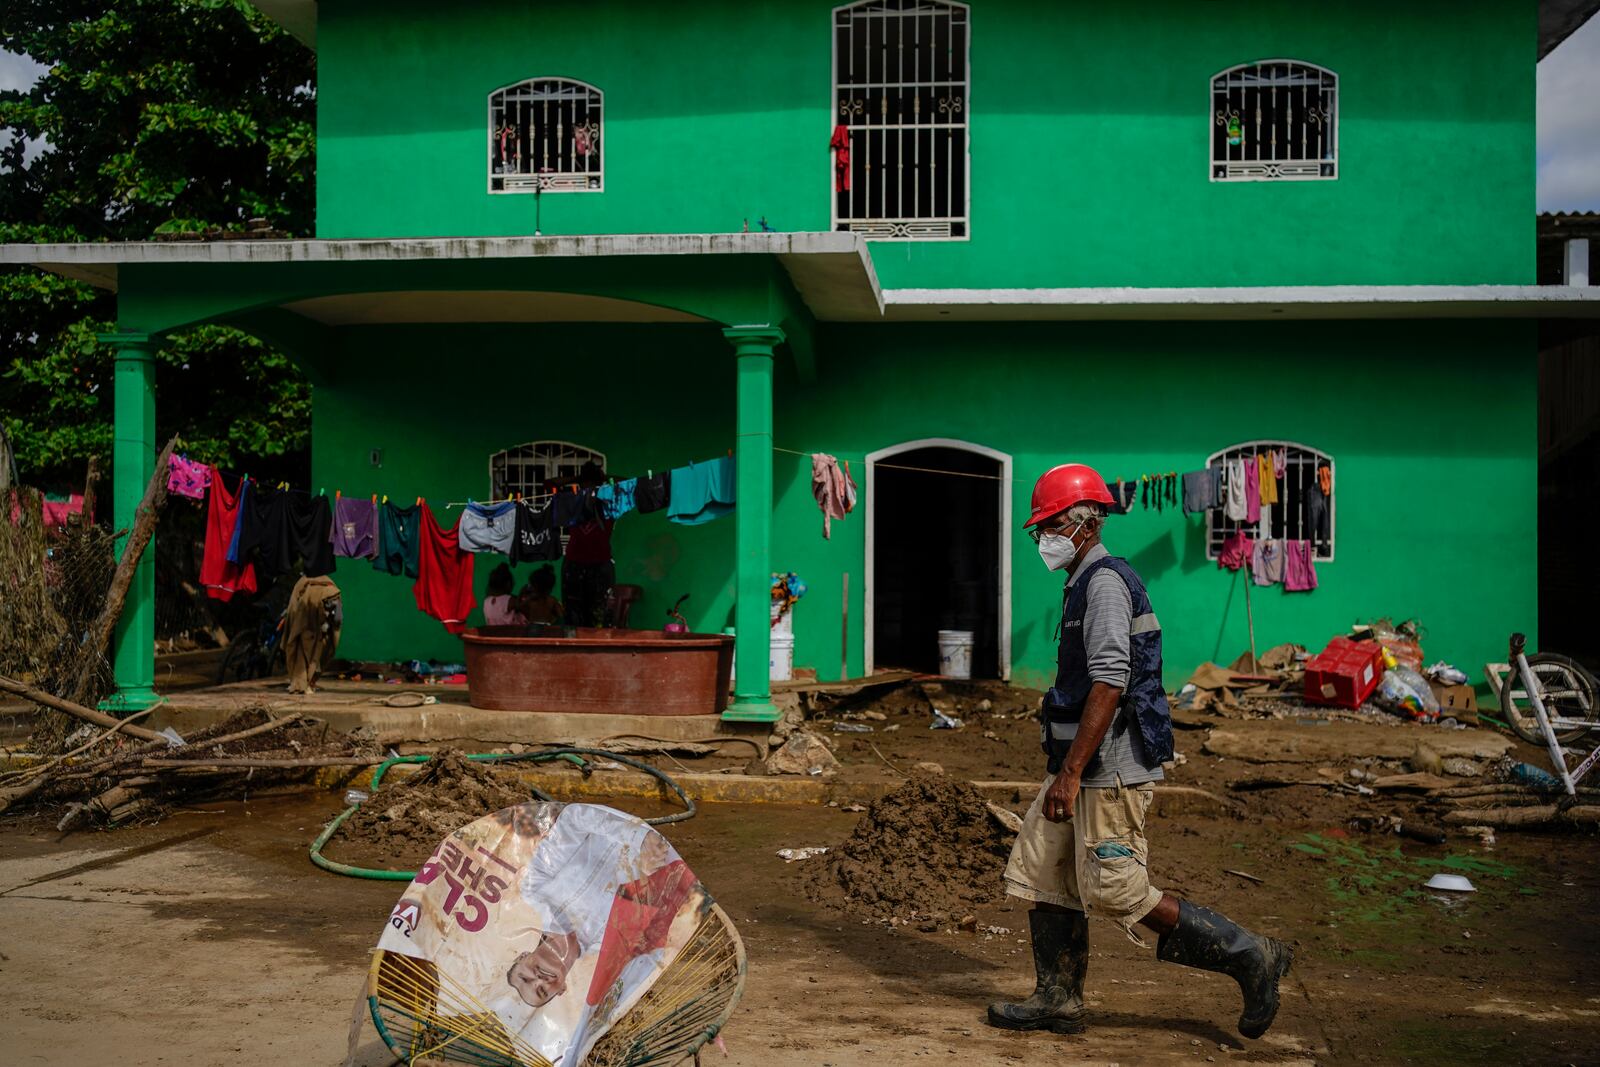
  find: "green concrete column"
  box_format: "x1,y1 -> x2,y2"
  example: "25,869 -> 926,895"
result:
722,326 -> 784,723
99,331 -> 162,712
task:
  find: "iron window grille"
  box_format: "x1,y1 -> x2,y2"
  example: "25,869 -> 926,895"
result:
832,0 -> 969,240
1206,441 -> 1335,562
490,441 -> 607,549
1211,60 -> 1337,182
489,78 -> 603,193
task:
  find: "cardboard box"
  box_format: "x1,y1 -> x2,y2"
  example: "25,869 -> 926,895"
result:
1428,681 -> 1479,722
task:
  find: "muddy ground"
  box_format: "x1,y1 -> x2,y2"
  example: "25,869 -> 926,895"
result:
4,681 -> 1599,1066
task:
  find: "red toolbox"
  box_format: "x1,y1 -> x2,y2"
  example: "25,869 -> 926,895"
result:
1303,637 -> 1384,708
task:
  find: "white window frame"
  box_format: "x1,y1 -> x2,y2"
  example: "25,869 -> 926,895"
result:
830,0 -> 971,241
1205,440 -> 1335,562
1209,59 -> 1338,183
489,440 -> 607,502
487,77 -> 604,194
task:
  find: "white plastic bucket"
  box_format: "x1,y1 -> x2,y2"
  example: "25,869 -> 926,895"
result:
771,600 -> 793,638
937,629 -> 975,679
770,634 -> 795,681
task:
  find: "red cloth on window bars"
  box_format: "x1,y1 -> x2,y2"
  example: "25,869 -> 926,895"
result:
414,505 -> 476,634
200,470 -> 258,602
830,125 -> 851,192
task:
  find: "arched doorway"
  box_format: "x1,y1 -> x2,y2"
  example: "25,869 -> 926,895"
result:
865,439 -> 1011,679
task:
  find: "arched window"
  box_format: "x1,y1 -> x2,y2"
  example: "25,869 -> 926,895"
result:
832,0 -> 969,239
490,441 -> 607,501
1211,60 -> 1337,181
489,78 -> 603,193
1206,441 -> 1335,561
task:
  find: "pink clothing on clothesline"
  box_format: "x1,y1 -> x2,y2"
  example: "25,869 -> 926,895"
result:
811,452 -> 848,539
1284,540 -> 1319,592
166,455 -> 212,500
1218,530 -> 1253,572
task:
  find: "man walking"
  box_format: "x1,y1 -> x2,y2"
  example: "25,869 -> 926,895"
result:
987,463 -> 1292,1040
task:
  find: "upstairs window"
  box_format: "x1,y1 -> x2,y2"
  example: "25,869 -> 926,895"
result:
832,0 -> 969,240
490,441 -> 607,501
489,78 -> 603,193
1211,61 -> 1337,181
1206,441 -> 1335,561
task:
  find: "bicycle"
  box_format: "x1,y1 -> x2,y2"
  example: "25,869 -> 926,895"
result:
216,604 -> 288,684
1499,633 -> 1600,794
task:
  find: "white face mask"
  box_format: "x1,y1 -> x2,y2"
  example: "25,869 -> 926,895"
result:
1036,525 -> 1082,572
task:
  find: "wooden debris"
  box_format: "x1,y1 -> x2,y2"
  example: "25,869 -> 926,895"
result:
0,674 -> 164,743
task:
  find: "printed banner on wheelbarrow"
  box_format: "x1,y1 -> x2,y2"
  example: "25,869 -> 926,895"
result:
373,802 -> 712,1067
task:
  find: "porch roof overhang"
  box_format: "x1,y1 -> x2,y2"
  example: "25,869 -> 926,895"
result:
0,232 -> 885,323
6,234 -> 1600,325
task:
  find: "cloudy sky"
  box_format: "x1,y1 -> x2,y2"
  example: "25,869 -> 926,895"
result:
3,20 -> 1599,209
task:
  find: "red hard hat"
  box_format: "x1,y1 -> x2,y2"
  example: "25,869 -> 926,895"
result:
1025,463 -> 1115,527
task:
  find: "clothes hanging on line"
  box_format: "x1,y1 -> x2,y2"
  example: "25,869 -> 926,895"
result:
810,452 -> 848,539
166,455 -> 211,501
843,461 -> 858,513
1284,540 -> 1319,592
595,478 -> 637,521
1257,453 -> 1279,506
1252,538 -> 1285,586
373,500 -> 422,578
634,470 -> 671,514
1305,482 -> 1331,548
1217,530 -> 1254,572
200,470 -> 257,602
1181,469 -> 1219,514
1224,459 -> 1248,521
1318,464 -> 1332,495
668,456 -> 736,526
1243,455 -> 1260,523
829,125 -> 851,192
458,499 -> 518,554
554,487 -> 600,528
1107,479 -> 1135,515
330,496 -> 377,559
226,478 -> 251,563
511,498 -> 561,562
236,485 -> 336,578
414,507 -> 476,634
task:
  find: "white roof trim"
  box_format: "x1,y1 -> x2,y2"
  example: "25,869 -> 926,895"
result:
881,285 -> 1600,320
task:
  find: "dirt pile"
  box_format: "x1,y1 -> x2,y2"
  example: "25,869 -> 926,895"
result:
334,751 -> 532,867
805,772 -> 1013,924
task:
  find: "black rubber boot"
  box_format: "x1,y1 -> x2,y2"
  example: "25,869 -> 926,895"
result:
1156,900 -> 1293,1039
986,908 -> 1089,1034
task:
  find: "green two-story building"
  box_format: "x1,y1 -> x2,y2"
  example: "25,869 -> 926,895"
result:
7,0 -> 1599,720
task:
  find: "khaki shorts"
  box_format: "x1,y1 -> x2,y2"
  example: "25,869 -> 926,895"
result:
1002,777 -> 1164,942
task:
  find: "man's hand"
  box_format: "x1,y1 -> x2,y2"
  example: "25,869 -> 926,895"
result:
1043,768 -> 1081,822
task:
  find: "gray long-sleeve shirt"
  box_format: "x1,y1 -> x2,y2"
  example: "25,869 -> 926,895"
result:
1053,543 -> 1165,787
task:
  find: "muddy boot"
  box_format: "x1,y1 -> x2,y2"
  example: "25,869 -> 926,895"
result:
1156,900 -> 1293,1039
986,908 -> 1089,1034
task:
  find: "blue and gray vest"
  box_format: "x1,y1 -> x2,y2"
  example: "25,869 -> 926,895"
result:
1042,554 -> 1174,772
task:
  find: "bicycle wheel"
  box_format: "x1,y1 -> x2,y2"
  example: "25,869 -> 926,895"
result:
1499,653 -> 1600,746
216,631 -> 263,684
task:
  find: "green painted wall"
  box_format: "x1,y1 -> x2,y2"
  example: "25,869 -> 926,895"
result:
315,0 -> 1534,286
311,318 -> 1537,691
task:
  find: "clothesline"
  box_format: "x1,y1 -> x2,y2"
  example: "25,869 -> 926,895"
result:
771,445 -> 1018,484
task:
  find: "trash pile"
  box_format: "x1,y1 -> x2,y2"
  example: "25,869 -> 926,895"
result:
1177,618 -> 1479,728
0,699 -> 381,829
804,771 -> 1015,925
332,750 -> 532,868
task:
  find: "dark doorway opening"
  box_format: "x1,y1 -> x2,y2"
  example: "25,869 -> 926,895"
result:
872,446 -> 1001,677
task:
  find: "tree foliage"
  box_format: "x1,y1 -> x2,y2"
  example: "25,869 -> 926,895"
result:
1,0 -> 316,487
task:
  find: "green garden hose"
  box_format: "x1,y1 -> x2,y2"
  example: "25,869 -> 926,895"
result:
309,747 -> 697,880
